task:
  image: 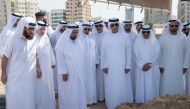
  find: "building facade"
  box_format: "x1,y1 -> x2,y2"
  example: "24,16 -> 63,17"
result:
144,9 -> 170,24
125,7 -> 134,22
178,0 -> 190,22
66,0 -> 91,22
0,0 -> 39,32
50,9 -> 66,30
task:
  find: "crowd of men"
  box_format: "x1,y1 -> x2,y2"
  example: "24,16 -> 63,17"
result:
1,11 -> 190,109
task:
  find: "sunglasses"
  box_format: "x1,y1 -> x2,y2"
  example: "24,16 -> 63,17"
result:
170,25 -> 179,28
84,28 -> 91,31
125,24 -> 132,27
110,23 -> 119,27
142,31 -> 150,34
95,25 -> 103,28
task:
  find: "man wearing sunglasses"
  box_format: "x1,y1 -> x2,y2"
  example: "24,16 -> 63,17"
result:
92,20 -> 107,102
159,20 -> 189,96
79,22 -> 98,105
123,20 -> 138,100
50,21 -> 68,97
101,18 -> 133,109
134,25 -> 160,103
182,22 -> 190,37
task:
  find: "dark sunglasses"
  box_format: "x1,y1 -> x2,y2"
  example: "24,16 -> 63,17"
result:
142,31 -> 150,34
84,28 -> 91,31
95,25 -> 103,28
170,25 -> 179,28
125,24 -> 132,27
110,23 -> 119,27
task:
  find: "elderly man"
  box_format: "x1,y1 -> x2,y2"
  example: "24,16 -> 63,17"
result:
79,22 -> 98,104
55,24 -> 87,109
1,13 -> 22,53
92,20 -> 107,101
134,25 -> 160,103
35,11 -> 54,36
34,21 -> 56,109
101,18 -> 133,109
159,20 -> 189,96
50,20 -> 67,97
1,17 -> 38,109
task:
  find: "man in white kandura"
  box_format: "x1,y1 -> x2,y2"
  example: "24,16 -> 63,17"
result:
34,21 -> 56,109
183,21 -> 190,95
159,20 -> 189,96
134,25 -> 160,103
101,18 -> 133,109
134,21 -> 143,34
182,22 -> 190,37
1,13 -> 22,53
55,24 -> 87,109
1,17 -> 38,109
79,22 -> 98,104
123,20 -> 138,99
50,20 -> 67,97
92,20 -> 107,101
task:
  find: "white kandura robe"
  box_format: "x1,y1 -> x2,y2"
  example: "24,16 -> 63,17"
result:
79,34 -> 98,104
3,35 -> 37,109
94,32 -> 105,101
35,35 -> 56,109
50,31 -> 62,94
134,36 -> 160,103
159,34 -> 189,96
126,31 -> 138,98
1,27 -> 16,53
56,38 -> 87,109
101,32 -> 133,109
185,36 -> 190,95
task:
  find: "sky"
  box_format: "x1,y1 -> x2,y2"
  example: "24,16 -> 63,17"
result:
38,0 -> 178,22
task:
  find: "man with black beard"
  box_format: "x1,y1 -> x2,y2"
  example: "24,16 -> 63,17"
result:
1,17 -> 39,109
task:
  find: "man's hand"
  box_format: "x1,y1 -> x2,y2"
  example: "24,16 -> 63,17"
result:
143,63 -> 151,71
125,69 -> 130,74
36,68 -> 42,79
160,67 -> 164,74
103,68 -> 108,74
183,68 -> 188,74
62,74 -> 69,81
96,64 -> 99,69
1,73 -> 7,84
52,65 -> 56,68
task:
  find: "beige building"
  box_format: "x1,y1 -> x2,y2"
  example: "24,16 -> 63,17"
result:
178,0 -> 190,22
0,0 -> 40,32
66,0 -> 91,22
